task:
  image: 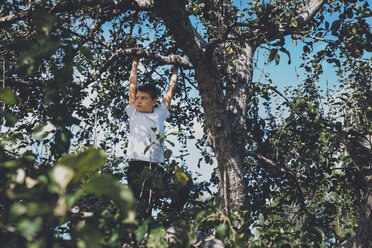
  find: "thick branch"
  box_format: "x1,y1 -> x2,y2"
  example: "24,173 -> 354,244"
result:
279,0 -> 325,34
295,0 -> 325,28
81,48 -> 192,88
233,0 -> 325,43
0,12 -> 26,29
154,0 -> 206,61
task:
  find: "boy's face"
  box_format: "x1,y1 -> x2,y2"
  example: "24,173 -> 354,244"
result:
135,91 -> 157,113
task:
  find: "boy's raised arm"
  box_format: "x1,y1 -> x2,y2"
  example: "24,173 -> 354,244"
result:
163,56 -> 179,108
129,56 -> 139,106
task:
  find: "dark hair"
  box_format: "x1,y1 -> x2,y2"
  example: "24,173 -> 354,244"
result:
137,83 -> 159,100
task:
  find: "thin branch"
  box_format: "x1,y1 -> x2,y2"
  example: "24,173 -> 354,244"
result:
248,151 -> 288,174
307,34 -> 336,44
272,87 -> 289,102
247,151 -> 308,211
183,74 -> 198,90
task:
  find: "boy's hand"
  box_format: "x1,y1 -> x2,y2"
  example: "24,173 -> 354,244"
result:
132,47 -> 143,61
171,55 -> 180,72
171,54 -> 181,64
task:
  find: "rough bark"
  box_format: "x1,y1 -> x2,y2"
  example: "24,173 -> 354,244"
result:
216,42 -> 257,213
339,136 -> 372,248
338,187 -> 372,248
355,186 -> 372,248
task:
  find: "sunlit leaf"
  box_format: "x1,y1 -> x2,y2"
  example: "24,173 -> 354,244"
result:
174,165 -> 189,187
56,147 -> 107,183
147,227 -> 168,248
51,165 -> 75,191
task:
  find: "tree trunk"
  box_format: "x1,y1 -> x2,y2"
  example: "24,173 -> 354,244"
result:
155,0 -> 254,213
355,185 -> 372,248
214,43 -> 256,213
193,56 -> 250,214
339,136 -> 372,248
339,185 -> 372,248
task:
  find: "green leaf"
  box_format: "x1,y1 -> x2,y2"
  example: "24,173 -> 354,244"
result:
51,165 -> 75,191
55,128 -> 72,155
21,151 -> 36,162
2,111 -> 18,126
215,222 -> 229,241
80,46 -> 93,60
3,160 -> 20,169
275,54 -> 280,65
0,87 -> 17,105
278,239 -> 290,247
279,47 -> 291,64
135,219 -> 150,242
32,124 -> 51,139
17,217 -> 43,238
144,144 -> 151,154
268,48 -> 278,62
74,224 -> 102,248
82,174 -> 135,215
291,19 -> 298,27
164,149 -> 173,159
303,45 -> 310,53
331,20 -> 342,33
352,4 -> 361,12
325,21 -> 329,29
56,147 -> 107,183
166,139 -> 175,147
147,227 -> 168,248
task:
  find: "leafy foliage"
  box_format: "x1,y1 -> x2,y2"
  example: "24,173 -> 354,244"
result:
1,0 -> 371,247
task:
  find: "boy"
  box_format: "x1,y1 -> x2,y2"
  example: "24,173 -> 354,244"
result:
125,55 -> 179,218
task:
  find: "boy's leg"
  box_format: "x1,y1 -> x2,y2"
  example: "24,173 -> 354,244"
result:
127,161 -> 144,200
127,161 -> 158,219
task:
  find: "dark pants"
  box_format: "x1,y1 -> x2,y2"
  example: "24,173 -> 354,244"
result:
127,161 -> 159,219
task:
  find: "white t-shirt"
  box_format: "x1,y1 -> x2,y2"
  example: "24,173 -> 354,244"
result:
125,102 -> 169,163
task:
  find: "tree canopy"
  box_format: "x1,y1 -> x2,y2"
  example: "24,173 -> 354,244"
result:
0,0 -> 371,247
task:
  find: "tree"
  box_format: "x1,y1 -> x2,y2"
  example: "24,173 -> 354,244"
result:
0,0 -> 371,247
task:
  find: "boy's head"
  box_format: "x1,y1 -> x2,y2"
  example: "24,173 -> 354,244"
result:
137,84 -> 159,100
135,84 -> 159,113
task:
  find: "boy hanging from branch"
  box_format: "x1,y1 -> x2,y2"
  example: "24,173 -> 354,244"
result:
125,52 -> 179,219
